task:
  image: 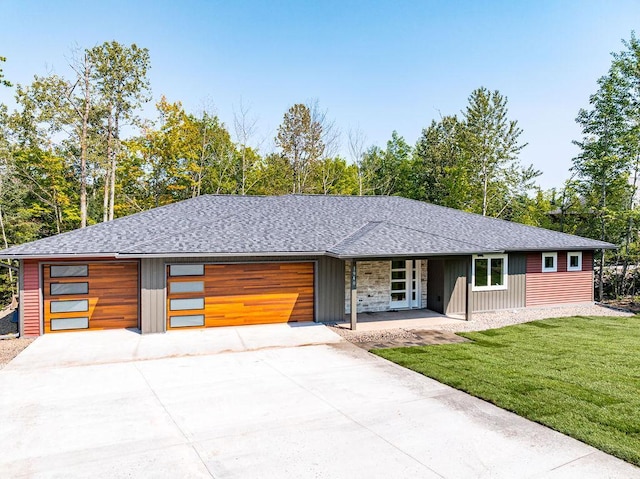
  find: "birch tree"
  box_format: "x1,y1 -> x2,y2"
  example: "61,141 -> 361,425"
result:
88,41 -> 150,221
275,103 -> 324,193
462,87 -> 529,216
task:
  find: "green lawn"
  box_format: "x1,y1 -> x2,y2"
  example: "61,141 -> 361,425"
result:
373,316 -> 640,466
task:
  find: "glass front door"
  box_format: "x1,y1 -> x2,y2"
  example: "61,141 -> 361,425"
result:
390,260 -> 421,309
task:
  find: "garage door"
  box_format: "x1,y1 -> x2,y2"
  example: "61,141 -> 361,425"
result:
43,262 -> 139,333
166,262 -> 314,329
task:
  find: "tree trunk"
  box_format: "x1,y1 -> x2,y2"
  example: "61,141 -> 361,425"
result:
109,114 -> 119,221
482,160 -> 488,216
0,204 -> 14,294
103,114 -> 113,222
598,178 -> 607,302
79,53 -> 90,228
241,148 -> 246,196
599,249 -> 605,302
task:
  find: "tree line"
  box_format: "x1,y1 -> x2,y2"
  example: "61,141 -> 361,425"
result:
0,33 -> 639,303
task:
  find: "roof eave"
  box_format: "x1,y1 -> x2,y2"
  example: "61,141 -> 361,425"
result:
326,250 -> 504,260
0,253 -> 119,260
114,251 -> 327,259
503,245 -> 617,252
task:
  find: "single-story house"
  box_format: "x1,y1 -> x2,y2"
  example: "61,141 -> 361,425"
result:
0,194 -> 614,336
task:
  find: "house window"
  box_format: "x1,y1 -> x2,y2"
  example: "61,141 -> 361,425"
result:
169,264 -> 204,276
50,265 -> 88,278
472,254 -> 508,291
567,252 -> 582,271
542,252 -> 557,273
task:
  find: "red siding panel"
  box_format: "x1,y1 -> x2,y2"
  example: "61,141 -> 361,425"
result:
525,251 -> 594,307
22,260 -> 41,337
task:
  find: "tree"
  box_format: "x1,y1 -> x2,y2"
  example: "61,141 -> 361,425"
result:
310,157 -> 358,195
348,127 -> 367,196
67,51 -> 95,228
233,100 -> 259,195
572,35 -> 640,300
0,56 -> 11,88
275,103 -> 324,193
88,41 -> 151,221
361,131 -> 412,196
412,115 -> 469,209
462,87 -> 533,216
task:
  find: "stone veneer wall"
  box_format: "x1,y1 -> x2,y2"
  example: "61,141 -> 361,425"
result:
345,260 -> 428,313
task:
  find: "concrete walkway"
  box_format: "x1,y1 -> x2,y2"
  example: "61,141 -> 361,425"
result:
1,324 -> 638,478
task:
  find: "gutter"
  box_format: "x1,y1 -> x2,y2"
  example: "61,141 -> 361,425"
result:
113,251 -> 327,259
325,250 -> 504,260
0,253 -> 118,260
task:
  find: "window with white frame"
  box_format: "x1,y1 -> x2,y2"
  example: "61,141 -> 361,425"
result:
542,252 -> 557,273
567,251 -> 582,271
472,254 -> 508,291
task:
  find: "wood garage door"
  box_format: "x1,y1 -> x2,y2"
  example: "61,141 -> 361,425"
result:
166,262 -> 314,329
43,262 -> 139,333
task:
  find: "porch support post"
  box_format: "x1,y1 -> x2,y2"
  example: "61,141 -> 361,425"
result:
465,255 -> 473,321
350,260 -> 357,330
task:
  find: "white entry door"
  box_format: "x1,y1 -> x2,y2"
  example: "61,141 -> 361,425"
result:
390,260 -> 421,309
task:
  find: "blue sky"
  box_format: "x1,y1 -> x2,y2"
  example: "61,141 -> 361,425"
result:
1,0 -> 639,189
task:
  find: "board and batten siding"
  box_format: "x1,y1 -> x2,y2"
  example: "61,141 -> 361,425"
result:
140,255 -> 331,333
316,256 -> 344,322
20,259 -> 41,337
140,258 -> 166,334
445,253 -> 526,315
525,251 -> 593,306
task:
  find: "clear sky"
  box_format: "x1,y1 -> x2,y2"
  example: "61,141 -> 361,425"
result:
1,0 -> 639,189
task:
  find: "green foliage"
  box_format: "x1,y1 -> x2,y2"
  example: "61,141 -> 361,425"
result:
412,115 -> 472,209
361,131 -> 413,196
572,32 -> 640,298
0,56 -> 11,88
374,316 -> 640,467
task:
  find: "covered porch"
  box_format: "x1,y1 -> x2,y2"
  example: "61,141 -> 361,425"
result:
334,308 -> 465,332
344,256 -> 474,331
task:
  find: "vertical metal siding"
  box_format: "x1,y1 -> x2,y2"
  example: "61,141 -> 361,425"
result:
140,258 -> 166,333
445,254 -> 526,314
426,259 -> 445,313
316,256 -> 345,322
445,258 -> 467,315
21,260 -> 41,336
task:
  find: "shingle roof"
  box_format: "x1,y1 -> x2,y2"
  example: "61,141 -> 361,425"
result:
0,194 -> 614,259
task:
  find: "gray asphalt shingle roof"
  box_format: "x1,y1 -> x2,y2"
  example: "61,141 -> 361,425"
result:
0,194 -> 614,259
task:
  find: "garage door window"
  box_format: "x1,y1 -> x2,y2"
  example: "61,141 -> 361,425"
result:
50,265 -> 88,278
50,282 -> 89,295
169,281 -> 204,294
170,315 -> 205,328
50,299 -> 89,313
169,264 -> 204,276
50,317 -> 89,331
170,297 -> 205,310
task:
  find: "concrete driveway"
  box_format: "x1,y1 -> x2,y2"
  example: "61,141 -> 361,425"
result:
1,324 -> 638,478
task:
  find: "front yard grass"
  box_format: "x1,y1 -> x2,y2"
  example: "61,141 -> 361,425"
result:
373,316 -> 640,466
